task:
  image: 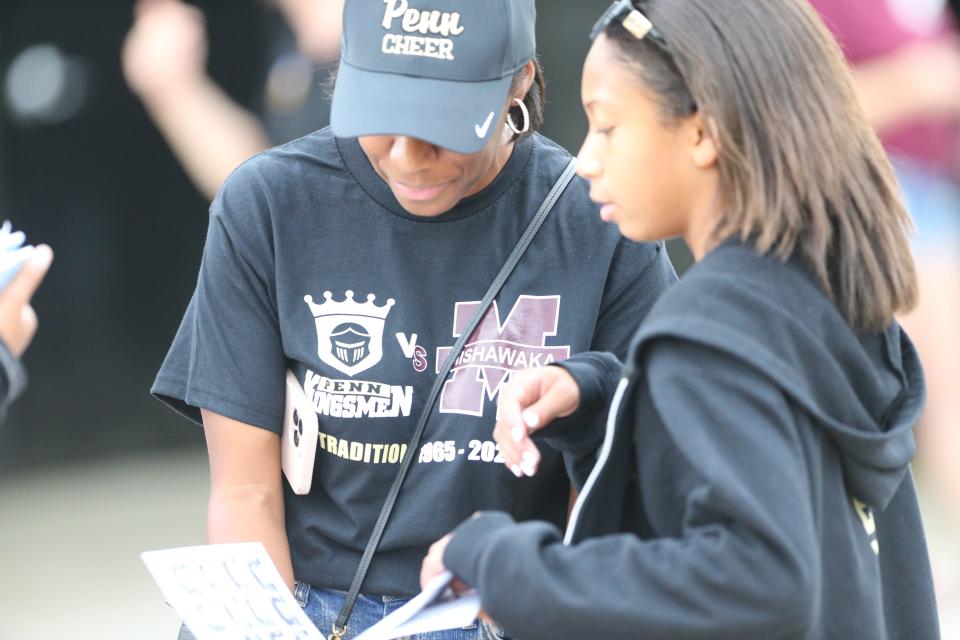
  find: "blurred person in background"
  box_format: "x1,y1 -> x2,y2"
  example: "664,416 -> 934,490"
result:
0,246 -> 53,421
808,0 -> 960,617
122,0 -> 345,201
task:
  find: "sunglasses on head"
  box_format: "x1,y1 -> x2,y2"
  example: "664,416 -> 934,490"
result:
590,0 -> 697,112
590,0 -> 669,50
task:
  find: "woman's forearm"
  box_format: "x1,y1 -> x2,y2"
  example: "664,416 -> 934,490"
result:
201,408 -> 295,592
207,483 -> 296,592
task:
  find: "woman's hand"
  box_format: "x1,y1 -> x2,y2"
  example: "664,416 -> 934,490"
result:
420,532 -> 486,619
494,366 -> 580,477
420,533 -> 454,590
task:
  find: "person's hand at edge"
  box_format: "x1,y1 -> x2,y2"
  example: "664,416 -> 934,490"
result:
0,245 -> 53,358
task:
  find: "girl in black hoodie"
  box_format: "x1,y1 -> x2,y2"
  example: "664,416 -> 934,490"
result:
420,0 -> 940,638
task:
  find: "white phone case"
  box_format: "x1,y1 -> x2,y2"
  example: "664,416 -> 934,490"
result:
281,370 -> 319,495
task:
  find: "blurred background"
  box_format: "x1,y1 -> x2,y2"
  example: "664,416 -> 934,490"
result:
0,0 -> 956,638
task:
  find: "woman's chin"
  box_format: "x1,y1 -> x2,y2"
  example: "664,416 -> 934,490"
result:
616,222 -> 657,244
395,194 -> 457,218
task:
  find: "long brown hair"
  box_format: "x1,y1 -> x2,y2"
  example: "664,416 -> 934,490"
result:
604,0 -> 917,331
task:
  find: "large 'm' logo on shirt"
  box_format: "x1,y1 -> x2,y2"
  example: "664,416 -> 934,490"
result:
436,295 -> 570,417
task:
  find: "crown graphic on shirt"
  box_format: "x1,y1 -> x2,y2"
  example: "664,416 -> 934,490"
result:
304,290 -> 396,319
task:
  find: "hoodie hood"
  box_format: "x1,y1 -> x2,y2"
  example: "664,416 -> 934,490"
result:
630,240 -> 924,510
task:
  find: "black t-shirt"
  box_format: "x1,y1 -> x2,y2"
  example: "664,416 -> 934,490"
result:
152,128 -> 676,595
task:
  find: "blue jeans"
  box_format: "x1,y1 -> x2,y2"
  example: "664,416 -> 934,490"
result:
178,581 -> 505,640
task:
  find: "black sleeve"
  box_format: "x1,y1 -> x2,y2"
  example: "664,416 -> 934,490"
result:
537,351 -> 622,489
151,164 -> 287,432
444,340 -> 819,639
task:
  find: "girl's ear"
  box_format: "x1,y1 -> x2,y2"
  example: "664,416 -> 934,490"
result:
689,112 -> 719,169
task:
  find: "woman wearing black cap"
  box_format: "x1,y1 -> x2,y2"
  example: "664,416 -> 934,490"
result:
152,0 -> 676,637
421,0 -> 940,638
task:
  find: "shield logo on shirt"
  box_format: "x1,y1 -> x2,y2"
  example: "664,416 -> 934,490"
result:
304,291 -> 395,377
330,323 -> 371,366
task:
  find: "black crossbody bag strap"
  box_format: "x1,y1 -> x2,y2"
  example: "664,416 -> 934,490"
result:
328,158 -> 578,640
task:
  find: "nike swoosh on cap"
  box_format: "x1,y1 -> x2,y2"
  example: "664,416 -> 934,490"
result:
474,112 -> 495,139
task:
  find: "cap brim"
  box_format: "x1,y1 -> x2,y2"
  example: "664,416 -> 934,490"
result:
331,60 -> 514,155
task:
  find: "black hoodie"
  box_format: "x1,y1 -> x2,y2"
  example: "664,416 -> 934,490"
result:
443,240 -> 939,639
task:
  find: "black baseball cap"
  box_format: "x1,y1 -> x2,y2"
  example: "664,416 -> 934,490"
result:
331,0 -> 537,154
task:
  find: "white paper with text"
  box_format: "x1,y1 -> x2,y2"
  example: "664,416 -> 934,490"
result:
141,543 -> 323,640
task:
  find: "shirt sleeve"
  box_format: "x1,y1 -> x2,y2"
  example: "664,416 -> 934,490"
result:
591,239 -> 676,356
443,339 -> 820,640
537,352 -> 622,488
151,164 -> 287,433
